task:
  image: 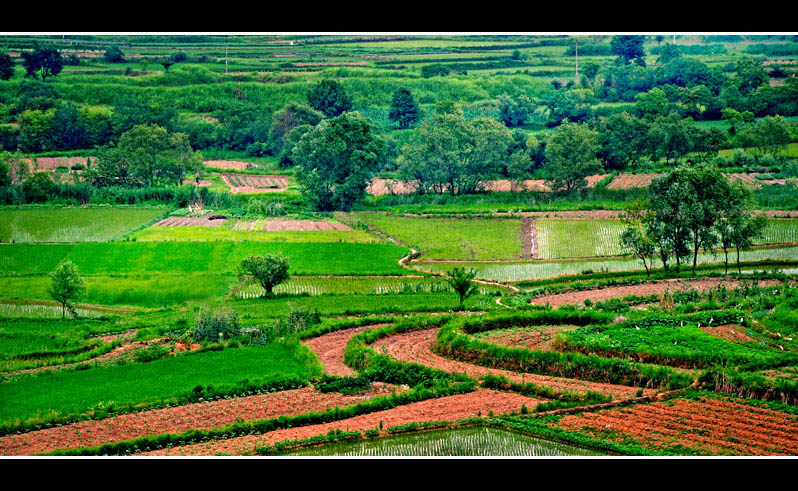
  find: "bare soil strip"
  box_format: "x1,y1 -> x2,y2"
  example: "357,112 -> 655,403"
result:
478,326 -> 578,351
0,386 -> 400,456
377,328 -> 651,400
520,218 -> 535,259
302,324 -> 390,376
155,216 -> 227,227
529,278 -> 780,308
142,388 -> 541,456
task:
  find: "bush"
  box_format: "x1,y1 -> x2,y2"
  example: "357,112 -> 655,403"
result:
194,304 -> 241,343
280,306 -> 321,334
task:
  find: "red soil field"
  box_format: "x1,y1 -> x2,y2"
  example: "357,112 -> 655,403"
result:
142,388 -> 541,456
154,216 -> 228,227
236,219 -> 350,232
302,324 -> 389,376
529,278 -> 779,308
377,328 -> 651,400
0,385 -> 400,456
221,174 -> 290,193
556,395 -> 798,455
700,325 -> 759,344
478,326 -> 579,351
203,160 -> 253,171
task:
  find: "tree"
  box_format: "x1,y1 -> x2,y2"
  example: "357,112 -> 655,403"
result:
446,267 -> 478,308
49,261 -> 85,318
23,172 -> 56,202
715,182 -> 757,274
237,254 -> 290,296
114,124 -> 171,186
306,79 -> 352,117
159,60 -> 174,72
497,93 -> 534,127
647,113 -> 693,165
267,102 -> 323,155
543,121 -> 602,193
0,52 -> 14,80
620,198 -> 656,276
398,112 -> 513,195
292,112 -> 384,211
594,112 -> 648,170
737,116 -> 791,162
21,47 -> 63,81
655,44 -> 682,64
610,35 -> 646,64
681,164 -> 730,274
388,87 -> 421,129
103,46 -> 126,63
730,57 -> 769,97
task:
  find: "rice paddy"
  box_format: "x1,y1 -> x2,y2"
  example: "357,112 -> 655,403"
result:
0,208 -> 167,243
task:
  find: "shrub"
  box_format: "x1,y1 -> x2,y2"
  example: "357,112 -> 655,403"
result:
194,304 -> 241,343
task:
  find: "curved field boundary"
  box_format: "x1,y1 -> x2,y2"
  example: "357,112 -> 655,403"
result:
377,328 -> 651,400
142,388 -> 541,456
0,386 -> 399,456
302,324 -> 390,376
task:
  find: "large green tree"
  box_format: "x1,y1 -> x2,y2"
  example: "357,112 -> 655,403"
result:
49,261 -> 86,318
21,47 -> 63,81
543,121 -> 602,193
237,255 -> 290,296
0,52 -> 14,80
292,112 -> 384,211
267,103 -> 323,155
398,112 -> 513,195
610,35 -> 646,64
306,79 -> 353,117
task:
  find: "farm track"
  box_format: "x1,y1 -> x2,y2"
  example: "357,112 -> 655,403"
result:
141,388 -> 541,456
302,324 -> 390,376
377,328 -> 652,400
0,385 -> 401,456
529,278 -> 782,308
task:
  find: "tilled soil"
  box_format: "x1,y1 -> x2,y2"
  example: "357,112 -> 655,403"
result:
0,385 -> 400,456
302,324 -> 390,376
477,326 -> 579,351
556,396 -> 798,455
155,216 -> 227,227
377,328 -> 651,400
529,278 -> 779,308
141,388 -> 541,456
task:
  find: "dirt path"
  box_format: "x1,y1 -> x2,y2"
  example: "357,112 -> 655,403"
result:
141,388 -> 541,456
529,278 -> 780,308
377,328 -> 652,400
302,324 -> 390,376
0,385 -> 400,456
520,218 -> 536,259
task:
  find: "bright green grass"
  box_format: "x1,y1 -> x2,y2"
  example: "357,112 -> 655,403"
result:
0,208 -> 167,243
717,141 -> 798,158
413,246 -> 798,281
0,241 -> 411,277
129,225 -> 380,243
537,220 -> 627,259
232,292 -> 500,322
358,212 -> 521,260
0,342 -> 321,425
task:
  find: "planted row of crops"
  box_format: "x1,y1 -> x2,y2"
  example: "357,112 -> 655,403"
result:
235,276 -> 501,298
0,208 -> 167,243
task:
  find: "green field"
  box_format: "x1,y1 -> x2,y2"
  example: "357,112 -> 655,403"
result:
358,213 -> 521,260
0,342 -> 320,426
0,208 -> 167,243
413,246 -> 798,281
537,220 -> 627,259
130,225 -> 380,243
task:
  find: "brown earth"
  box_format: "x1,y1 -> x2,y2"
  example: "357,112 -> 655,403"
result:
154,216 -> 227,227
142,388 -> 542,456
478,326 -> 579,351
235,219 -> 351,232
0,385 -> 401,456
556,395 -> 798,455
302,324 -> 389,376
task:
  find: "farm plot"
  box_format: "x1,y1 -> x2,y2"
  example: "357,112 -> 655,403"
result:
756,219 -> 798,245
554,394 -> 798,455
232,219 -> 350,232
203,160 -> 254,171
234,276 -> 500,298
130,225 -> 378,243
0,208 -> 166,243
0,343 -> 321,427
413,246 -> 798,281
284,426 -> 603,456
221,174 -> 290,193
536,219 -> 627,259
154,216 -> 228,227
606,173 -> 661,190
358,213 -> 521,260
